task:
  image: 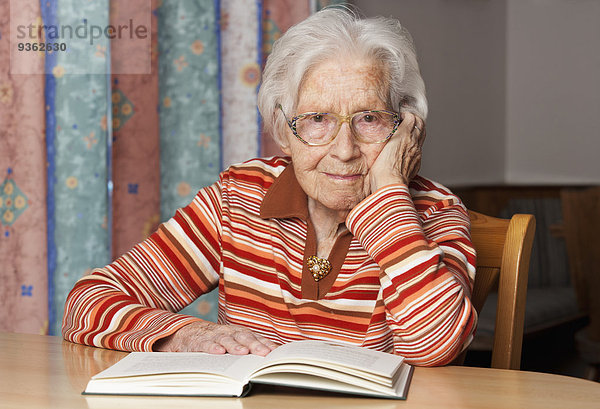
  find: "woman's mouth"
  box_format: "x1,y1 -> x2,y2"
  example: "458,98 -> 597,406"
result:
325,173 -> 362,181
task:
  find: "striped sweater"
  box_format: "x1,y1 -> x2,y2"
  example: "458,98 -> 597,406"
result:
62,156 -> 477,366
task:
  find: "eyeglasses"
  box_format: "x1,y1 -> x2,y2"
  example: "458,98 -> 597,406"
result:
278,104 -> 401,146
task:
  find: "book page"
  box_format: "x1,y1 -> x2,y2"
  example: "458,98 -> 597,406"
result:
258,341 -> 403,378
85,395 -> 244,409
92,352 -> 265,382
251,363 -> 413,399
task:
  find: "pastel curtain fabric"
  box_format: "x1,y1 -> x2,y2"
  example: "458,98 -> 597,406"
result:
44,0 -> 112,336
158,0 -> 221,222
259,0 -> 343,156
0,0 -> 48,334
0,0 -> 347,335
111,0 -> 161,259
221,0 -> 262,167
157,0 -> 222,323
260,0 -> 310,157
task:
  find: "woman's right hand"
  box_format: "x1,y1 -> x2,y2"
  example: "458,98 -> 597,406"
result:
152,321 -> 279,356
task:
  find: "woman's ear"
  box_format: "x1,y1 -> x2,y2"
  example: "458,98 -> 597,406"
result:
274,122 -> 292,155
279,138 -> 292,156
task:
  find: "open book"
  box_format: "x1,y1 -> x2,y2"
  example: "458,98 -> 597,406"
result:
84,340 -> 413,399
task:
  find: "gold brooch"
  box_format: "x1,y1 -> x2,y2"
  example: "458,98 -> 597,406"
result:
307,255 -> 332,281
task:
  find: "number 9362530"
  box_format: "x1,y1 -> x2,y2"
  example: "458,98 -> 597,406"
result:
17,42 -> 66,52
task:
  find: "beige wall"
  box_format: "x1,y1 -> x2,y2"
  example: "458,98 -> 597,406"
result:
353,0 -> 600,186
505,0 -> 600,185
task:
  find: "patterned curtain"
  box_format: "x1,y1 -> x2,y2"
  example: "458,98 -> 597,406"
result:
111,0 -> 161,259
157,0 -> 222,323
0,0 -> 347,335
221,0 -> 262,167
259,0 -> 344,156
44,0 -> 112,337
0,0 -> 48,334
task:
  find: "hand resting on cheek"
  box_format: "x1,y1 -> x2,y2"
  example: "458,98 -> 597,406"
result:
368,112 -> 426,192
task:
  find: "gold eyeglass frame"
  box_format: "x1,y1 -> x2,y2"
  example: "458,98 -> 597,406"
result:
278,104 -> 401,146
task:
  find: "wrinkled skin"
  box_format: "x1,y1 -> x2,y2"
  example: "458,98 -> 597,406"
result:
153,321 -> 278,356
153,57 -> 425,355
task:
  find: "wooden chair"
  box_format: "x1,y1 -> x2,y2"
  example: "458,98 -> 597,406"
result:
467,210 -> 536,370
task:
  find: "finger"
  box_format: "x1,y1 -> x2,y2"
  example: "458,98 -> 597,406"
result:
247,340 -> 272,356
258,336 -> 279,351
232,329 -> 278,356
415,120 -> 426,149
412,116 -> 424,134
398,112 -> 417,136
410,150 -> 422,179
417,132 -> 426,149
233,331 -> 273,356
218,335 -> 250,355
407,113 -> 424,139
412,125 -> 421,137
248,336 -> 279,356
197,339 -> 227,354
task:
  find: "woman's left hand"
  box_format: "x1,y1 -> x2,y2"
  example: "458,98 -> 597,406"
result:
368,112 -> 426,191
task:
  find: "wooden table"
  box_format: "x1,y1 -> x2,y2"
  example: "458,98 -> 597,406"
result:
1,332 -> 599,409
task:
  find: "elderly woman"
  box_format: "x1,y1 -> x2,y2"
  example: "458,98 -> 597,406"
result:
62,8 -> 476,366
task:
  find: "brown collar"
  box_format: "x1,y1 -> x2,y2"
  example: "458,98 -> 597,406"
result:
258,161 -> 354,300
259,162 -> 308,221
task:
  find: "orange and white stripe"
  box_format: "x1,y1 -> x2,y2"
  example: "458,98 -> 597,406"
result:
62,156 -> 476,365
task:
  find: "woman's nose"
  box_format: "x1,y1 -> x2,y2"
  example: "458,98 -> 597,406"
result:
329,122 -> 360,161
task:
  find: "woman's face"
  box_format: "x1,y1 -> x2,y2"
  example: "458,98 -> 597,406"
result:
280,58 -> 389,215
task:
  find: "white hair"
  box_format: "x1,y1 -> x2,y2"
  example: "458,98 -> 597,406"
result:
258,7 -> 428,147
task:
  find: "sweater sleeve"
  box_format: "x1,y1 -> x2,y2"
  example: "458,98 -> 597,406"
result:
346,182 -> 477,366
61,181 -> 223,352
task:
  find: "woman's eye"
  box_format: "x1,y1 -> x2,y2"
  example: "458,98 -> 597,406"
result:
363,115 -> 375,123
360,114 -> 381,124
312,115 -> 324,123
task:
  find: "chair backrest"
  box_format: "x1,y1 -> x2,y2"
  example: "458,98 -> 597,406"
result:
468,210 -> 536,370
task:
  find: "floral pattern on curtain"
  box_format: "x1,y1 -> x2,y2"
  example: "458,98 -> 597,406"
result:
0,0 -> 48,334
221,0 -> 262,167
0,0 -> 347,335
157,0 -> 222,323
45,0 -> 111,336
111,0 -> 161,259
